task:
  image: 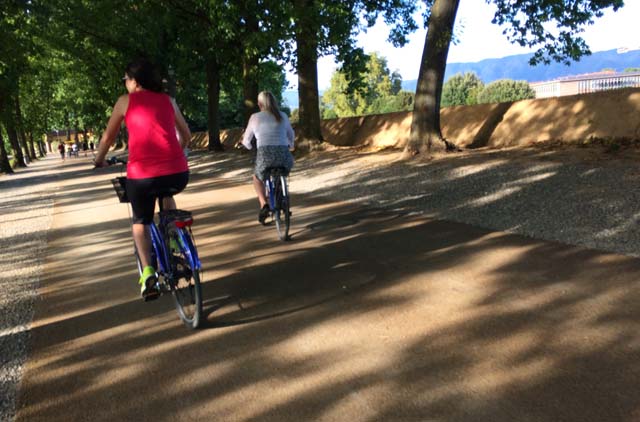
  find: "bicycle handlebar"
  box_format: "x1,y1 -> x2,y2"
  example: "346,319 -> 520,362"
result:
93,155 -> 127,169
106,156 -> 127,165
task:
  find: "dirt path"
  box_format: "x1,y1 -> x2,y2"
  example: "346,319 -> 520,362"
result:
13,150 -> 640,421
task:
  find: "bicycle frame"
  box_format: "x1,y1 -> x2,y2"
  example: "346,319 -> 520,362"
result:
106,155 -> 203,328
148,222 -> 170,274
265,173 -> 287,211
148,208 -> 202,284
265,177 -> 276,210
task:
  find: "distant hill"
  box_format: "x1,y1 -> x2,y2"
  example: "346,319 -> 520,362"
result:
285,48 -> 640,109
282,90 -> 327,111
402,48 -> 640,91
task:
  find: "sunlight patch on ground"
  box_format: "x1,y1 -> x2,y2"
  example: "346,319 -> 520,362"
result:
504,171 -> 556,186
519,162 -> 561,174
467,186 -> 523,207
220,167 -> 252,179
595,211 -> 640,239
445,160 -> 508,181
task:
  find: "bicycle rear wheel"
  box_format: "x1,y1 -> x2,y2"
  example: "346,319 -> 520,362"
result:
274,175 -> 290,241
168,227 -> 203,329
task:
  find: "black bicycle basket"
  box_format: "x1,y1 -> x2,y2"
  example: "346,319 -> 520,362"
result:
111,177 -> 129,203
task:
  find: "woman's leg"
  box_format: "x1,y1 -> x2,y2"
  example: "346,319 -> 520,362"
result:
253,175 -> 267,207
162,196 -> 177,210
132,223 -> 152,267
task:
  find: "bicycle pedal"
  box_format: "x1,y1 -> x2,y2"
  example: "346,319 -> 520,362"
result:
142,288 -> 161,302
158,281 -> 170,294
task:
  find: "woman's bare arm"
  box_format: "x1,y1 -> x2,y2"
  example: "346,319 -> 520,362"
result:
171,98 -> 191,149
94,95 -> 128,165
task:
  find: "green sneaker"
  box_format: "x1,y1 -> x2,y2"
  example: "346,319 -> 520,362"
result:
169,236 -> 180,252
139,266 -> 160,301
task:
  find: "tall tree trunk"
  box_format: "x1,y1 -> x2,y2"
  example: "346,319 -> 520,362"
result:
2,92 -> 27,167
26,133 -> 36,162
34,133 -> 46,158
65,111 -> 71,142
242,56 -> 259,126
6,121 -> 27,167
404,0 -> 460,156
45,114 -> 52,152
13,100 -> 31,162
294,0 -> 323,145
241,8 -> 260,126
206,56 -> 223,152
14,95 -> 36,160
26,133 -> 37,160
0,126 -> 14,174
160,30 -> 177,98
19,133 -> 31,164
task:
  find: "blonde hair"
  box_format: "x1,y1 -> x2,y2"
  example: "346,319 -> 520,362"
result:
257,91 -> 282,122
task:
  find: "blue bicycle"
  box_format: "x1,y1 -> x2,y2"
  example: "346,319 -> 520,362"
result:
108,156 -> 203,329
264,167 -> 291,241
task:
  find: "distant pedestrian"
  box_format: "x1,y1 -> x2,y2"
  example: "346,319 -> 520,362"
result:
58,142 -> 65,160
82,140 -> 88,156
89,141 -> 94,151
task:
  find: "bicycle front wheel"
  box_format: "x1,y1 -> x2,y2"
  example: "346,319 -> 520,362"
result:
274,175 -> 290,241
168,227 -> 203,329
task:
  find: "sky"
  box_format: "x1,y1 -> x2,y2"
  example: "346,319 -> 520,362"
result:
286,0 -> 640,91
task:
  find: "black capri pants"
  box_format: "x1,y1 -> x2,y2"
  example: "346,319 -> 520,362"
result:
126,171 -> 189,224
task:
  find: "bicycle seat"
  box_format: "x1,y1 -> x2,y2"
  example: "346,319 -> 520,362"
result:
160,209 -> 193,228
160,209 -> 192,222
157,187 -> 182,198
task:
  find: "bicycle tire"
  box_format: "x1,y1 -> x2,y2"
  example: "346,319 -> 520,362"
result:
274,175 -> 290,241
168,228 -> 203,329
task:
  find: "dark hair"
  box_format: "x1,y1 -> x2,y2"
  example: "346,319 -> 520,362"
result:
125,58 -> 162,93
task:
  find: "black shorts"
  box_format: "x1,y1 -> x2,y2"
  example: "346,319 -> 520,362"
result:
126,171 -> 189,224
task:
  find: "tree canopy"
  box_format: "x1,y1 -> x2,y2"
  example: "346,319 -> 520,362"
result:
405,0 -> 626,157
1,0 -> 422,171
441,72 -> 484,107
321,52 -> 413,118
476,79 -> 536,104
0,0 -> 629,173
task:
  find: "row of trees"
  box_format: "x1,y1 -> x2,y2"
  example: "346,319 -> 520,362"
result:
1,0 -> 626,173
441,72 -> 535,107
319,61 -> 536,119
1,0 -> 423,174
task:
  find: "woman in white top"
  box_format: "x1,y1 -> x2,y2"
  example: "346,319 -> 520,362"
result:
241,91 -> 295,224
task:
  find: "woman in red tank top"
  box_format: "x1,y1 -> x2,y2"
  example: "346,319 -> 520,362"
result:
94,58 -> 191,300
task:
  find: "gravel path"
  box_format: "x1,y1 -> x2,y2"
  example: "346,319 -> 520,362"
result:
0,159 -> 55,422
292,146 -> 640,257
2,145 -> 639,421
